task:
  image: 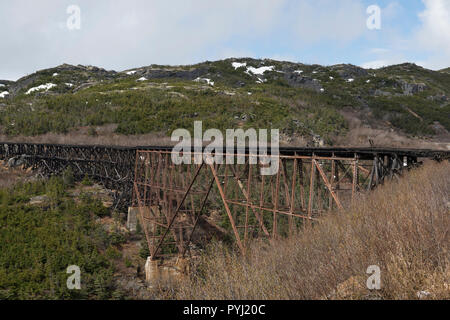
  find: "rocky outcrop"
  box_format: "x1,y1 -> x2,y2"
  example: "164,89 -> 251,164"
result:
142,67 -> 209,81
397,80 -> 427,95
330,64 -> 369,79
283,72 -> 323,92
7,155 -> 28,168
6,64 -> 117,96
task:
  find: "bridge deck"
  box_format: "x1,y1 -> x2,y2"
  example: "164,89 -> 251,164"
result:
1,141 -> 448,159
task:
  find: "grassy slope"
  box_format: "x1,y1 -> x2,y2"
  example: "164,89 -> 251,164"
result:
172,161 -> 449,300
0,60 -> 449,143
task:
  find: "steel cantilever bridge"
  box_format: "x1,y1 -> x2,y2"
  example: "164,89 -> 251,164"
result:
1,142 -> 448,259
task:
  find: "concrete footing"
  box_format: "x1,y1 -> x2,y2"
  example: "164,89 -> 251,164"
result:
144,256 -> 189,284
144,257 -> 160,283
127,207 -> 138,232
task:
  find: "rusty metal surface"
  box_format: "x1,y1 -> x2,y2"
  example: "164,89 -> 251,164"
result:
132,148 -> 441,260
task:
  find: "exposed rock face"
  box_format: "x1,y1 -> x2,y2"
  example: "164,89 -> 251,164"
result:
427,94 -> 448,102
283,72 -> 323,92
397,80 -> 427,95
330,64 -> 369,79
374,89 -> 392,97
6,64 -> 117,96
7,155 -> 28,168
140,67 -> 209,81
29,195 -> 49,206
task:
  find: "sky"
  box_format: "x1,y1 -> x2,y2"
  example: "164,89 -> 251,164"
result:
1,0 -> 449,80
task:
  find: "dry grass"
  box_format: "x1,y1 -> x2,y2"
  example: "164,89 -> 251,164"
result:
173,161 -> 449,300
335,109 -> 450,150
1,122 -> 448,149
0,162 -> 35,188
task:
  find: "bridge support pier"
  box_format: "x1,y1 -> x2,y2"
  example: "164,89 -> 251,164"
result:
144,257 -> 159,284
127,207 -> 138,232
144,256 -> 186,285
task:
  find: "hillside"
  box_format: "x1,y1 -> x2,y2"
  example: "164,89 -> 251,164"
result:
0,59 -> 449,148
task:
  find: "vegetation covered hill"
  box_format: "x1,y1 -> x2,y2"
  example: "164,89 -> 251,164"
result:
0,59 -> 449,146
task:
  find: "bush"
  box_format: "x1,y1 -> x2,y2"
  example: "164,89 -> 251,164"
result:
0,179 -> 118,299
81,174 -> 93,186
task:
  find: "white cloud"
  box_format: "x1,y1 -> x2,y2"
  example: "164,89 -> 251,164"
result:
292,0 -> 367,43
361,1 -> 450,71
369,48 -> 390,55
415,0 -> 450,69
0,0 -> 287,80
383,1 -> 403,20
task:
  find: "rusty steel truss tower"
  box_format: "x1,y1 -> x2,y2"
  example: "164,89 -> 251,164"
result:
132,146 -> 441,260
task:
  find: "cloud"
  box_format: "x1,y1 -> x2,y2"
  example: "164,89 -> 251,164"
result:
0,0 -> 287,80
415,0 -> 450,69
369,48 -> 390,55
361,1 -> 450,71
291,0 -> 367,44
382,1 -> 403,20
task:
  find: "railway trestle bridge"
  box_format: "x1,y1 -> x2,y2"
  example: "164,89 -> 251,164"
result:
1,142 -> 448,260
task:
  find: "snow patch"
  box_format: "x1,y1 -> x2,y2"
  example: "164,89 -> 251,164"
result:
65,83 -> 74,87
320,88 -> 325,93
232,62 -> 275,77
246,66 -> 274,75
232,62 -> 247,69
126,70 -> 137,75
0,91 -> 9,98
347,78 -> 354,82
137,77 -> 147,81
26,83 -> 57,95
366,80 -> 371,83
194,77 -> 214,86
0,84 -> 5,87
52,73 -> 58,77
294,70 -> 303,74
329,76 -> 334,80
